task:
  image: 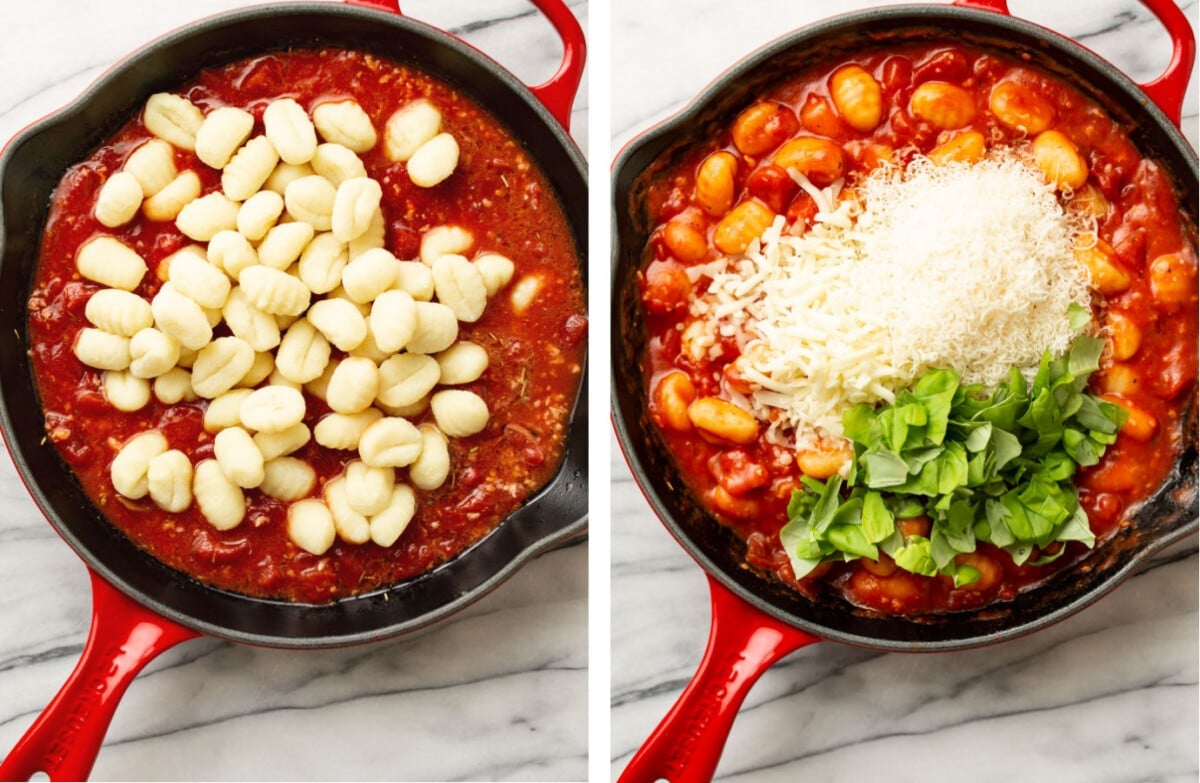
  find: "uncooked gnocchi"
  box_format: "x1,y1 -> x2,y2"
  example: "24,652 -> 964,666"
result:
85,288 -> 153,337
344,460 -> 394,516
323,476 -> 371,544
111,430 -> 169,500
312,100 -> 377,153
260,457 -> 317,501
74,328 -> 131,371
357,416 -> 423,468
264,98 -> 318,165
195,106 -> 255,170
384,99 -> 441,162
239,384 -> 306,433
325,356 -> 379,414
377,352 -> 440,409
95,172 -> 144,228
274,319 -> 331,384
147,449 -> 193,513
287,499 -> 335,555
143,170 -> 202,222
223,136 -> 280,201
284,175 -> 337,231
123,139 -> 176,198
103,370 -> 151,412
213,425 -> 265,489
313,408 -> 383,450
143,93 -> 204,151
193,458 -> 246,531
68,87 -> 541,563
191,336 -> 255,398
76,236 -> 147,291
369,484 -> 416,547
306,297 -> 366,352
431,389 -> 489,437
407,133 -> 460,188
152,282 -> 213,351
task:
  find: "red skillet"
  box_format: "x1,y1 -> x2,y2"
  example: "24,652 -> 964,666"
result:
611,1 -> 1196,780
0,1 -> 587,780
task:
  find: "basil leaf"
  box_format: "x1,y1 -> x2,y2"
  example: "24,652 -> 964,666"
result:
1067,302 -> 1092,330
861,491 -> 895,543
828,524 -> 878,560
893,536 -> 937,576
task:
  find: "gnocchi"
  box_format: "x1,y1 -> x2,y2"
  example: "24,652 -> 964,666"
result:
259,457 -> 317,501
147,449 -> 193,513
407,132 -> 459,188
287,499 -> 336,555
239,384 -> 307,433
213,426 -> 265,489
76,236 -> 147,291
384,98 -> 442,162
312,100 -> 377,152
85,288 -> 153,337
123,139 -> 176,198
274,318 -> 331,384
143,170 -> 202,222
430,389 -> 489,437
193,459 -> 247,531
357,416 -> 423,468
195,106 -> 255,169
95,172 -> 144,228
264,98 -> 318,165
143,92 -> 204,151
369,485 -> 416,547
103,370 -> 151,412
111,431 -> 169,500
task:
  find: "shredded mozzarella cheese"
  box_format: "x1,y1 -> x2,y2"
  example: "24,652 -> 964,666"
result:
691,153 -> 1093,449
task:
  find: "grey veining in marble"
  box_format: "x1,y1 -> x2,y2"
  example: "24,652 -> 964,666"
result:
0,2 -> 588,781
609,1 -> 1198,780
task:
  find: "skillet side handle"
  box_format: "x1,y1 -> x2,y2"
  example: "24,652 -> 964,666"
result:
0,571 -> 198,782
618,576 -> 820,783
953,0 -> 1195,127
343,0 -> 402,13
950,0 -> 1010,12
526,0 -> 587,131
1136,0 -> 1196,127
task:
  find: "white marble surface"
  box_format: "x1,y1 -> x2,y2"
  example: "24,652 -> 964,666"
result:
610,1 -> 1198,781
0,1 -> 588,781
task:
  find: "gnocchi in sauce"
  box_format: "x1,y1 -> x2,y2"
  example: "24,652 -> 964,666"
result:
29,49 -> 585,603
639,43 -> 1196,615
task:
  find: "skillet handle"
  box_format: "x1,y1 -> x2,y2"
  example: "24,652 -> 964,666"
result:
1136,0 -> 1196,127
618,575 -> 820,783
952,0 -> 1196,127
0,571 -> 198,782
525,0 -> 587,131
342,0 -> 584,131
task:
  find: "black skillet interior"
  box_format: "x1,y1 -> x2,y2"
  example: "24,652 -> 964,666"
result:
0,3 -> 588,648
612,4 -> 1197,652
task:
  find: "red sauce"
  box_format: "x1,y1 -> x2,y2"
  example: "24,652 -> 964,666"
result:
29,49 -> 585,603
639,43 -> 1196,615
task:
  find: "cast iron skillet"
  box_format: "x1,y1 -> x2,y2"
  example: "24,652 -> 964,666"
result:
611,0 -> 1196,779
0,1 -> 587,779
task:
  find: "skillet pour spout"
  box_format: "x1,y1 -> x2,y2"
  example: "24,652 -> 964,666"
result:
612,1 -> 1196,780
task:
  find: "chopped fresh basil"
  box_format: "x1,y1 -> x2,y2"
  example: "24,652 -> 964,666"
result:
780,335 -> 1127,584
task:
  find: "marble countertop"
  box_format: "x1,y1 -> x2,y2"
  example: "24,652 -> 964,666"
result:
609,1 -> 1198,781
0,1 -> 588,781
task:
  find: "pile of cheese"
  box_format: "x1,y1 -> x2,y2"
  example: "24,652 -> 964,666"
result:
687,154 -> 1093,449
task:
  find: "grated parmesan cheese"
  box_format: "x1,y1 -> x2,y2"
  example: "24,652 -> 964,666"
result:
691,152 -> 1094,449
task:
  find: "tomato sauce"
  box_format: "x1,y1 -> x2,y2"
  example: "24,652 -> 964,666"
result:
29,49 -> 585,603
639,43 -> 1197,614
